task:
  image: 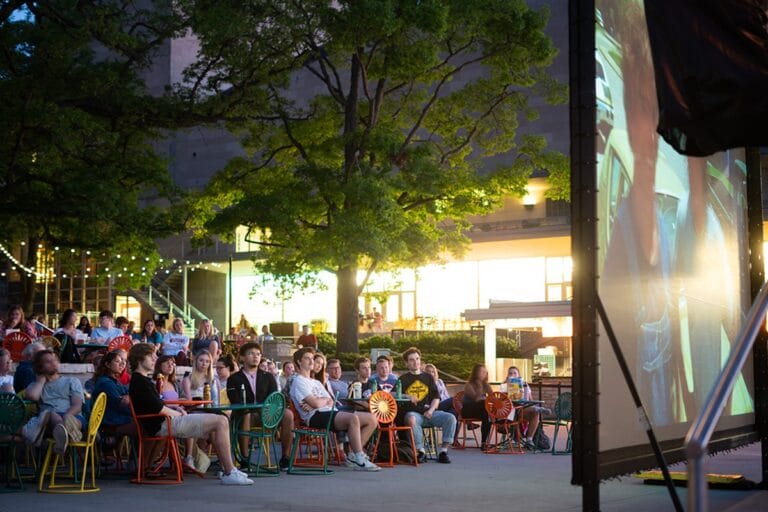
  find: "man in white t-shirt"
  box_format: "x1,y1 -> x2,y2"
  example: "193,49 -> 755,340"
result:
290,347 -> 380,471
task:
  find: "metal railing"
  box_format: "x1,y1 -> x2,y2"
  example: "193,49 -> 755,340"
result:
685,279 -> 768,511
148,277 -> 208,323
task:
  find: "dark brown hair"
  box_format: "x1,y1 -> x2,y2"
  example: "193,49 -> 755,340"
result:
239,341 -> 262,357
293,346 -> 315,366
128,343 -> 156,372
402,347 -> 421,361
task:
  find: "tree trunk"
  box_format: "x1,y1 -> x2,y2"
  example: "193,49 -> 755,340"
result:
336,265 -> 360,354
22,235 -> 39,315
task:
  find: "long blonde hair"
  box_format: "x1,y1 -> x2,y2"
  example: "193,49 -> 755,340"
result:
190,350 -> 214,389
196,319 -> 216,340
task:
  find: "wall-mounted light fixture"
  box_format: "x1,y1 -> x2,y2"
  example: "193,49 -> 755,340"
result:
522,193 -> 536,211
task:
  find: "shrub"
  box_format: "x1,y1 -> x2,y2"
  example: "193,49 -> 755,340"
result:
313,331 -> 515,381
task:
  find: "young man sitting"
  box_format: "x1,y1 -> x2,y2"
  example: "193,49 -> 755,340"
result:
326,358 -> 349,399
227,342 -> 295,470
23,350 -> 85,454
372,354 -> 398,393
290,347 -> 380,471
349,356 -> 374,399
90,310 -> 124,343
127,343 -> 253,485
397,347 -> 456,463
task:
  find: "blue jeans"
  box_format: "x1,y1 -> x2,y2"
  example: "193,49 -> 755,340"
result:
404,410 -> 456,451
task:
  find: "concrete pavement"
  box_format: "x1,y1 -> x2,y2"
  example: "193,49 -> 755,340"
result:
8,435 -> 768,511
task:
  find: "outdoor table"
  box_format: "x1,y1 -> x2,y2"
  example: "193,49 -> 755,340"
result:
164,399 -> 212,409
73,342 -> 108,350
199,402 -> 264,467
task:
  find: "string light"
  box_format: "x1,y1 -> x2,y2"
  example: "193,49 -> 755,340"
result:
0,242 -> 47,277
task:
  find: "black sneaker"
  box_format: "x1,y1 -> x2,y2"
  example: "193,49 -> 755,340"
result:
417,451 -> 427,464
279,456 -> 290,471
438,451 -> 451,464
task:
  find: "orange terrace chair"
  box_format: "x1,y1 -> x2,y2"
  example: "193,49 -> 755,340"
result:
452,391 -> 481,449
129,398 -> 185,484
484,391 -> 525,455
107,336 -> 134,353
3,332 -> 33,362
369,391 -> 418,467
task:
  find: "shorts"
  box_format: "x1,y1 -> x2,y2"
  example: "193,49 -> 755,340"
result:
158,414 -> 208,438
55,411 -> 86,427
308,410 -> 338,431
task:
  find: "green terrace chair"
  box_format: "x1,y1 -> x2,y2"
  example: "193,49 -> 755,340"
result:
540,392 -> 572,455
239,392 -> 284,477
0,393 -> 26,492
288,393 -> 339,475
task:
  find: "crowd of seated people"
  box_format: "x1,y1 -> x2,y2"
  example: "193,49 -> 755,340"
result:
3,307 -> 554,489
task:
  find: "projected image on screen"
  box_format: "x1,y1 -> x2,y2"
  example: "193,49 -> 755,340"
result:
595,0 -> 753,431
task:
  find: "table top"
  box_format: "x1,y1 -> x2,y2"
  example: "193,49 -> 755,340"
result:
73,343 -> 109,349
164,399 -> 213,407
200,402 -> 264,413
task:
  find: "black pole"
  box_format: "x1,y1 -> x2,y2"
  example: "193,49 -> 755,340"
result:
596,297 -> 684,512
569,0 -> 600,509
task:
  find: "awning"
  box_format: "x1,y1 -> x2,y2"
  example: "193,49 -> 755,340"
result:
463,300 -> 572,321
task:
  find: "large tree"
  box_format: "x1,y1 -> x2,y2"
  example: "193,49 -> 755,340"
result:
181,0 -> 568,353
0,1 -> 187,310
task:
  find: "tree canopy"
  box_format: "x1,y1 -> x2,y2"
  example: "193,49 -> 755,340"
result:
0,1 -> 187,306
181,0 -> 568,352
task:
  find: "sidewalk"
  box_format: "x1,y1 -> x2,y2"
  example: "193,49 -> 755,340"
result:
10,439 -> 767,511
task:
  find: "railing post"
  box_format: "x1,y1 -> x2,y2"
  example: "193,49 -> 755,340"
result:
686,280 -> 768,512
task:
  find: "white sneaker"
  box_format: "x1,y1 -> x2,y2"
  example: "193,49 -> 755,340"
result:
53,423 -> 69,455
352,454 -> 380,472
218,468 -> 248,480
184,454 -> 195,468
220,470 -> 254,485
344,454 -> 358,468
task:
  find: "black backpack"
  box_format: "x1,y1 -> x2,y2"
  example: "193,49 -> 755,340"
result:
533,426 -> 551,451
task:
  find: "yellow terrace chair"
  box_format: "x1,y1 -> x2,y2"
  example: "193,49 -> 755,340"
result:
38,392 -> 106,493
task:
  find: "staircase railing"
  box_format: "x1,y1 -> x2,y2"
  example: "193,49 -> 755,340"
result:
149,276 -> 208,324
685,279 -> 768,511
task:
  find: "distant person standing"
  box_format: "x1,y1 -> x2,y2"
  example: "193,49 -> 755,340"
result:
257,325 -> 274,344
237,314 -> 251,336
297,324 -> 318,349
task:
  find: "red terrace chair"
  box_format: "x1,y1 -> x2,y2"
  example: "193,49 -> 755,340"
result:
129,399 -> 184,485
286,398 -> 343,472
484,392 -> 525,455
452,391 -> 481,449
107,336 -> 134,353
368,391 -> 418,467
3,332 -> 33,362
